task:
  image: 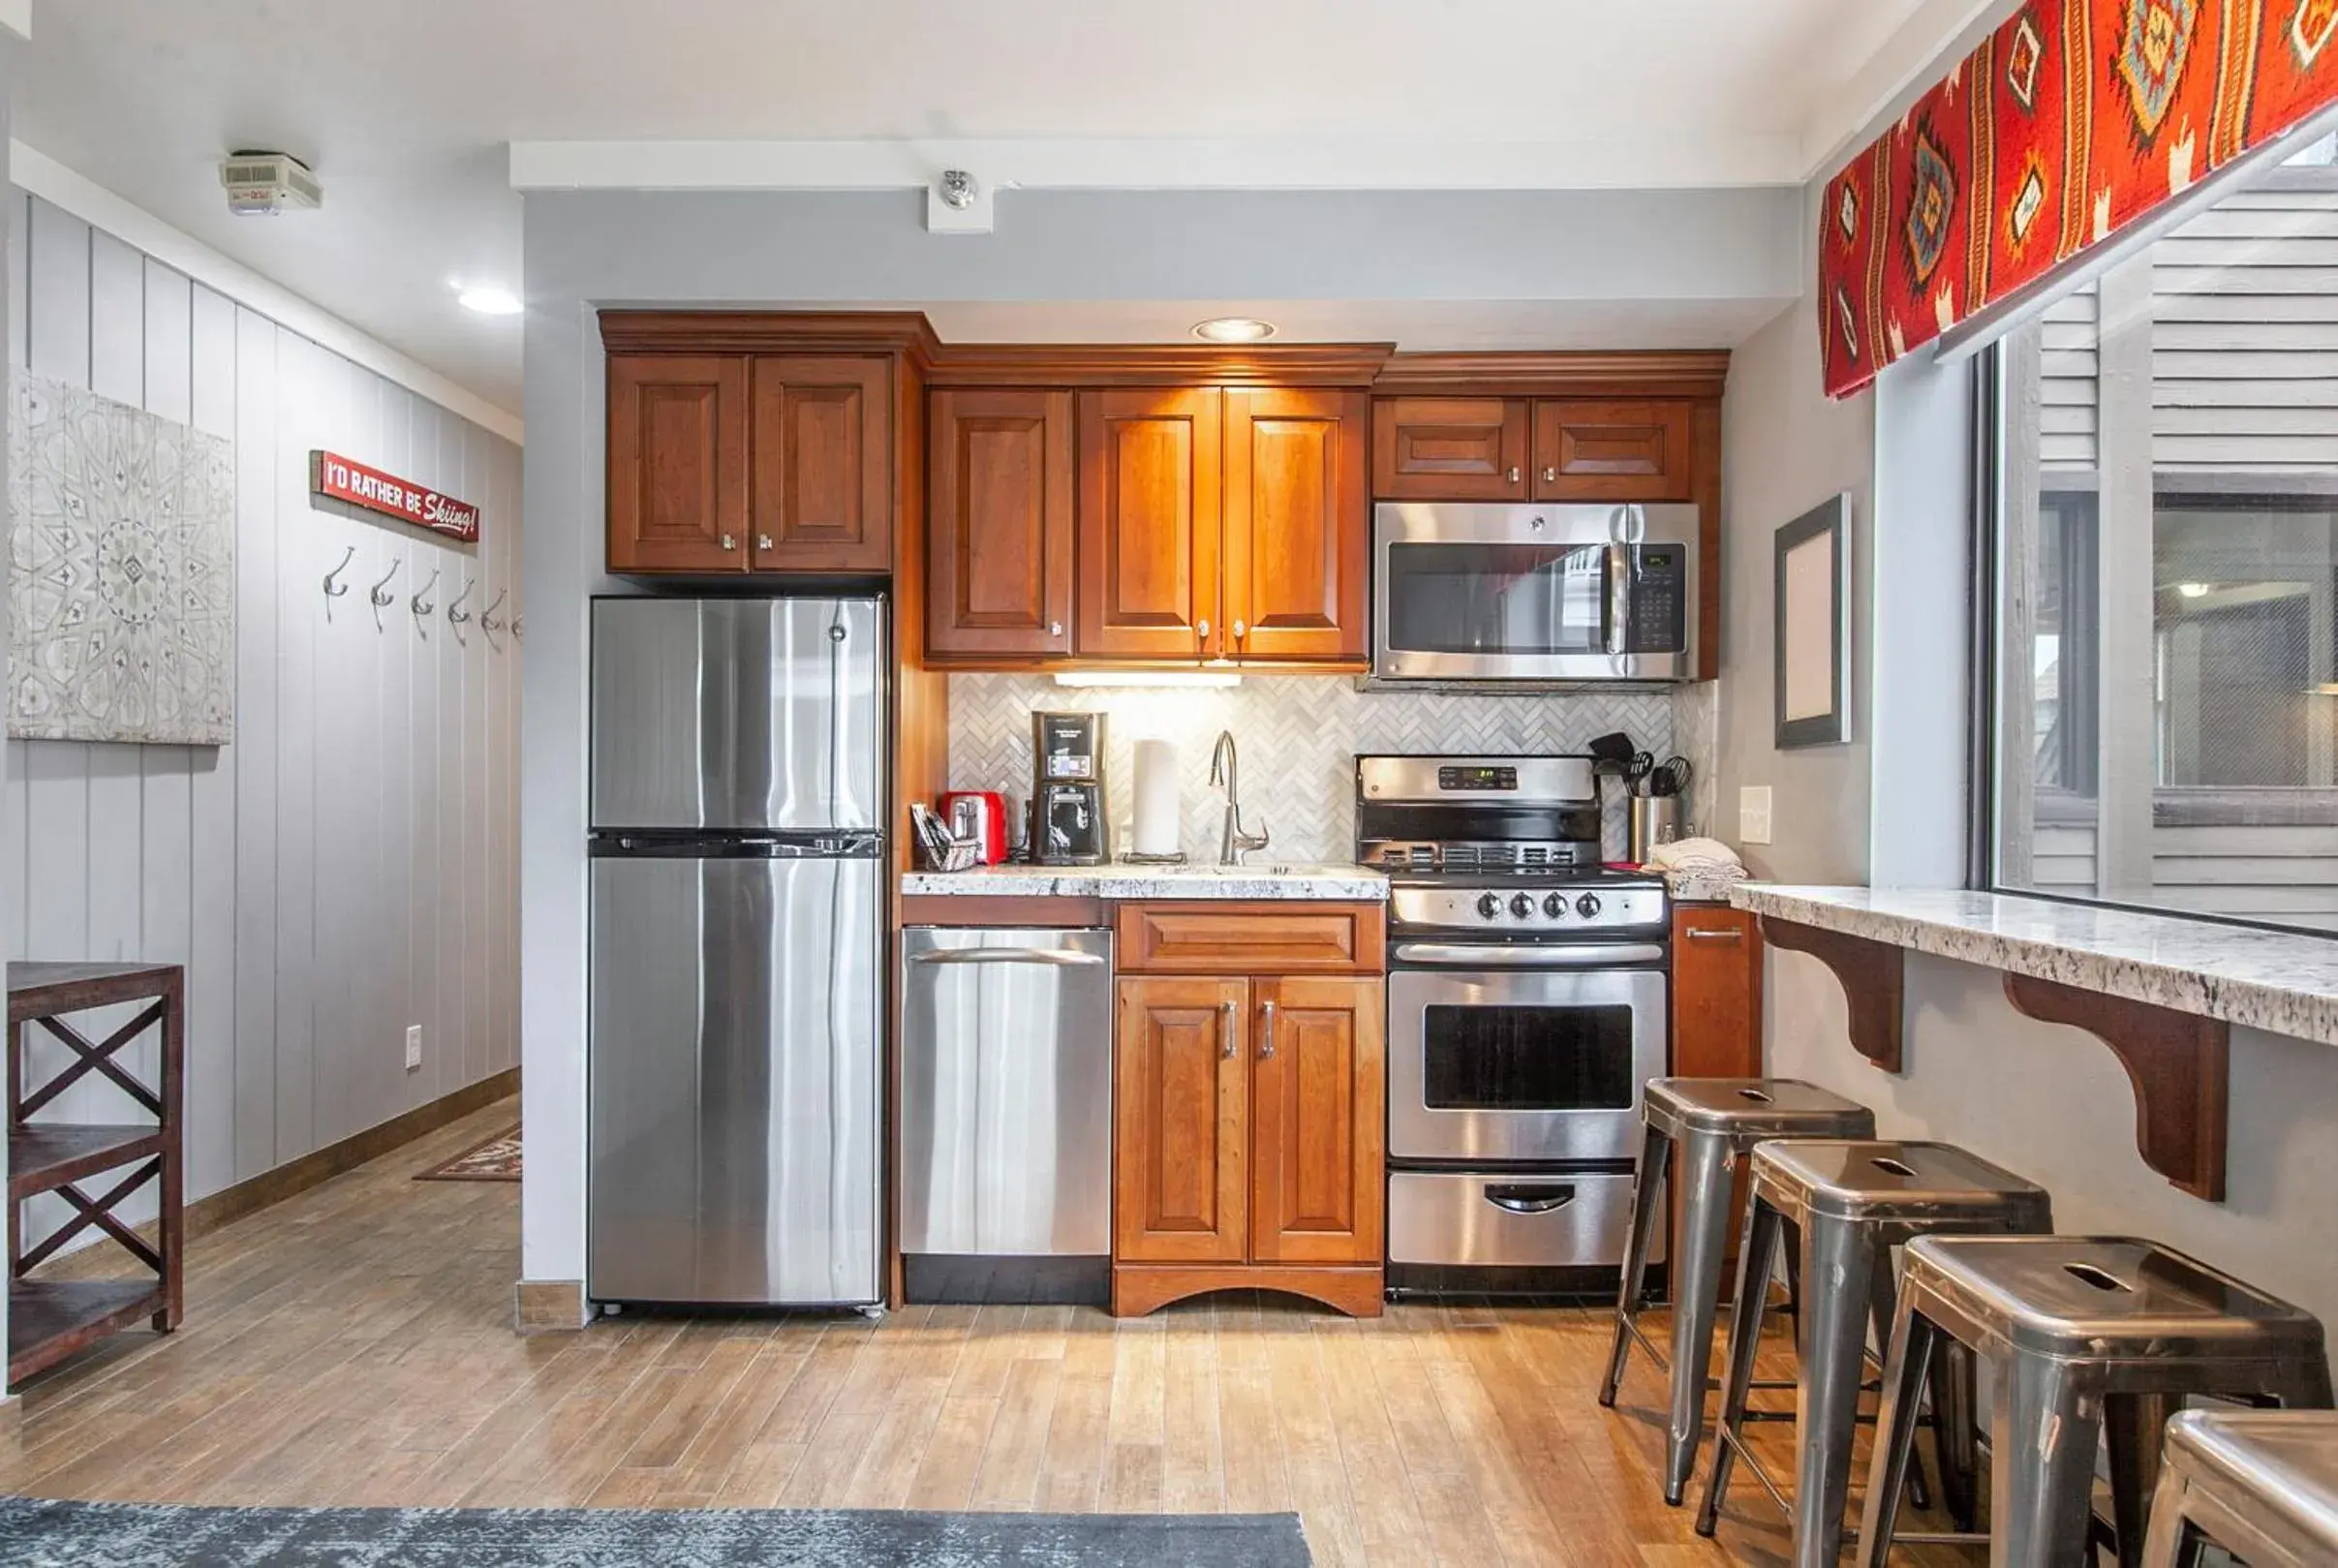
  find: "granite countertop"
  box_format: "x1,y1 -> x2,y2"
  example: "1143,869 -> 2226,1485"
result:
1732,884 -> 2338,1047
901,863 -> 1390,902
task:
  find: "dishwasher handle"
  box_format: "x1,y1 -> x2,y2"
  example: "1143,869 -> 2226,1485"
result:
908,948 -> 1107,968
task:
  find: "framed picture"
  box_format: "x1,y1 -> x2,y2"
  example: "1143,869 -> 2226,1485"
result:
1774,494 -> 1850,749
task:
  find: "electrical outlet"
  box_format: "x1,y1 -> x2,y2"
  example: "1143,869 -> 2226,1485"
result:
1739,785 -> 1774,845
405,1025 -> 423,1072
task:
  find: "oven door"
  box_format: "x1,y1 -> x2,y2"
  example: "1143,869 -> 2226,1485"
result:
1373,502 -> 1697,682
1388,962 -> 1667,1164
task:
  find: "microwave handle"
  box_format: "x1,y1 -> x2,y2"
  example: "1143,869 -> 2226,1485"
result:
1605,541 -> 1631,658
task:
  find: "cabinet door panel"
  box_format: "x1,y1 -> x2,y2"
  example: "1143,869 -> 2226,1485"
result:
1371,396 -> 1528,501
750,355 -> 891,570
1251,977 -> 1384,1266
1670,906 -> 1763,1079
607,354 -> 748,572
1076,388 -> 1221,659
928,389 -> 1073,660
1115,978 -> 1249,1265
1224,388 -> 1368,664
1531,399 -> 1693,501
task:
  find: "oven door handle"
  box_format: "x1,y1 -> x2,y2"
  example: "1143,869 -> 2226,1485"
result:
1484,1184 -> 1577,1215
1392,941 -> 1667,968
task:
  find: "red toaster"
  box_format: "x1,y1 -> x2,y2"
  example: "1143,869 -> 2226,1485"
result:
937,790 -> 1010,865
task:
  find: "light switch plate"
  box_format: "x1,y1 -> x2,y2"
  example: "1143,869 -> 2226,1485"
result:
405,1025 -> 423,1072
1739,785 -> 1774,845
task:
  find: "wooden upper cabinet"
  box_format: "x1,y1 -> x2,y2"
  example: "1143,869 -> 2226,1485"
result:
1116,977 -> 1249,1266
748,355 -> 892,571
1222,388 -> 1369,665
607,354 -> 748,572
1371,396 -> 1529,501
1671,905 -> 1764,1080
1075,388 -> 1222,660
927,389 -> 1074,660
1531,399 -> 1694,501
1249,977 -> 1384,1266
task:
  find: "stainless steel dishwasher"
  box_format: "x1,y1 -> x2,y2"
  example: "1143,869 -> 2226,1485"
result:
899,927 -> 1113,1301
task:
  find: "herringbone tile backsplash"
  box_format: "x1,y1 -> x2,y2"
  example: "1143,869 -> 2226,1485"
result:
946,675 -> 1677,863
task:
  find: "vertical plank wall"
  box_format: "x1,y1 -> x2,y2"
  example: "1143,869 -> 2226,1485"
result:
0,194 -> 521,1216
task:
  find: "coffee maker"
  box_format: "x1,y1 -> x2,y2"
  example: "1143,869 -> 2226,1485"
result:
1031,712 -> 1109,865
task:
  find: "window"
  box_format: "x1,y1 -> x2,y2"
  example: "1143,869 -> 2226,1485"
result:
1987,143 -> 2338,932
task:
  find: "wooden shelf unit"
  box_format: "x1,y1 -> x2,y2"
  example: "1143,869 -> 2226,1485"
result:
7,962 -> 184,1387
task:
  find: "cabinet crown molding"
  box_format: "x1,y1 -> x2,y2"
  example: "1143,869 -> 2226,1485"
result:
599,309 -> 943,363
1372,350 -> 1732,399
928,342 -> 1396,388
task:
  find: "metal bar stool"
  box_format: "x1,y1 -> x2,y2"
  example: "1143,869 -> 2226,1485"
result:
2141,1409 -> 2338,1568
1859,1237 -> 2334,1568
1698,1140 -> 2052,1566
1600,1078 -> 1876,1505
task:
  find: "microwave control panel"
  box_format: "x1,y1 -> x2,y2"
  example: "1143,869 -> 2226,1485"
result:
1624,548 -> 1688,655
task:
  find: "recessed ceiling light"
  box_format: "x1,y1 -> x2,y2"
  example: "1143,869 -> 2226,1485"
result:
1192,317 -> 1275,344
2177,581 -> 2212,599
456,285 -> 523,317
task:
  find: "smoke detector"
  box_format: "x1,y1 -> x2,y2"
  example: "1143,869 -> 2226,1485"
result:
221,151 -> 322,216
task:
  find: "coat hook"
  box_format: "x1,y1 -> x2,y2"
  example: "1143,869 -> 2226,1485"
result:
367,558 -> 402,630
323,539 -> 357,621
479,586 -> 509,649
448,576 -> 477,627
511,614 -> 525,641
410,567 -> 440,635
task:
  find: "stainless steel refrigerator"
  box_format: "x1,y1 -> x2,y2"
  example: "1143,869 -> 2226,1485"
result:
588,595 -> 886,1307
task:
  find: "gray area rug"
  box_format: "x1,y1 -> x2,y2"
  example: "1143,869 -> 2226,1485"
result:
0,1498 -> 1312,1566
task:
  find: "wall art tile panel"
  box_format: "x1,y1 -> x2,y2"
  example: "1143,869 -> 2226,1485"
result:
9,373 -> 234,744
948,674 -> 1675,863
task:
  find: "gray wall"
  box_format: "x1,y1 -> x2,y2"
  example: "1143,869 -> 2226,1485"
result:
518,182 -> 1806,1289
1711,188 -> 2338,1330
2,192 -> 522,1214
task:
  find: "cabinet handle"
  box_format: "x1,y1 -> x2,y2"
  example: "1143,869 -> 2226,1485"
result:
1686,928 -> 1744,942
1507,466 -> 1522,484
1543,466 -> 1558,483
756,534 -> 773,551
1221,999 -> 1238,1060
721,534 -> 736,552
1259,999 -> 1277,1061
1049,621 -> 1062,637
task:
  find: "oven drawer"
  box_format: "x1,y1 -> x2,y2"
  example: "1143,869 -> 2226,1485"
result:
1387,1170 -> 1651,1269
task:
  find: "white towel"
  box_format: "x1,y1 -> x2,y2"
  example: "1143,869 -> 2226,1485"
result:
1647,837 -> 1744,874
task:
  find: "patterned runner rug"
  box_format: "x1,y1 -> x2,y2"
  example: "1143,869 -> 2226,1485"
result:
415,1124 -> 521,1183
0,1499 -> 1311,1566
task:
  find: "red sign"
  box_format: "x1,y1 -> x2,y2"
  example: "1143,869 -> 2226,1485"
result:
309,450 -> 480,542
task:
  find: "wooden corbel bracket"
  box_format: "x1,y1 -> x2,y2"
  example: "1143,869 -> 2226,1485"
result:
1759,918 -> 1905,1073
2000,972 -> 2230,1202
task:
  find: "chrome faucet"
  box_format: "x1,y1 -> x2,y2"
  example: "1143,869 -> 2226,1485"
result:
1208,730 -> 1270,866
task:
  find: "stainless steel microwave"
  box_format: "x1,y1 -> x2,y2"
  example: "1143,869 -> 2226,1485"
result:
1371,502 -> 1699,684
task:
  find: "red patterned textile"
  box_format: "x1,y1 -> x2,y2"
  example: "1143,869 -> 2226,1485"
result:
1818,0 -> 2338,398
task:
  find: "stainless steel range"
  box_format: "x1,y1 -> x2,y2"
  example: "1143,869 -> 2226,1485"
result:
1358,754 -> 1669,1293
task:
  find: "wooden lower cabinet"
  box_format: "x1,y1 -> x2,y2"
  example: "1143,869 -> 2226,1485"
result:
1668,903 -> 1764,1264
1114,973 -> 1385,1317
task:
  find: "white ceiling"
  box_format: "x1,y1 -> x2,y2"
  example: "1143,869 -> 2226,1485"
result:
13,0 -> 2004,420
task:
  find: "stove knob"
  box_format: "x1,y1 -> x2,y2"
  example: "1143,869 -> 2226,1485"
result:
1476,893 -> 1502,921
1576,893 -> 1603,919
1544,892 -> 1567,919
1510,893 -> 1535,919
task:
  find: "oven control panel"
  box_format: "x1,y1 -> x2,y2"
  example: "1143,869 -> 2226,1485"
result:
1391,884 -> 1668,935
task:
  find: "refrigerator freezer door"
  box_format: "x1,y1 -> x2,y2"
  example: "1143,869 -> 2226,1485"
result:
589,850 -> 881,1306
592,597 -> 884,833
899,927 -> 1114,1256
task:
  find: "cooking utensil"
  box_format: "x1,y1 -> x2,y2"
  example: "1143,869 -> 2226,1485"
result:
1587,731 -> 1638,772
1625,753 -> 1655,795
1651,755 -> 1694,798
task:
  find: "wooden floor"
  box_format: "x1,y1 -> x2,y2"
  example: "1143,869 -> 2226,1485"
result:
0,1099 -> 1986,1566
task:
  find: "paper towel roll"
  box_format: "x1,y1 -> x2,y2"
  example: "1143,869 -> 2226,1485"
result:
1130,739 -> 1181,857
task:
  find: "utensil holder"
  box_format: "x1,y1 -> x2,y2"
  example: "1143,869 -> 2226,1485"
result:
1628,796 -> 1681,864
